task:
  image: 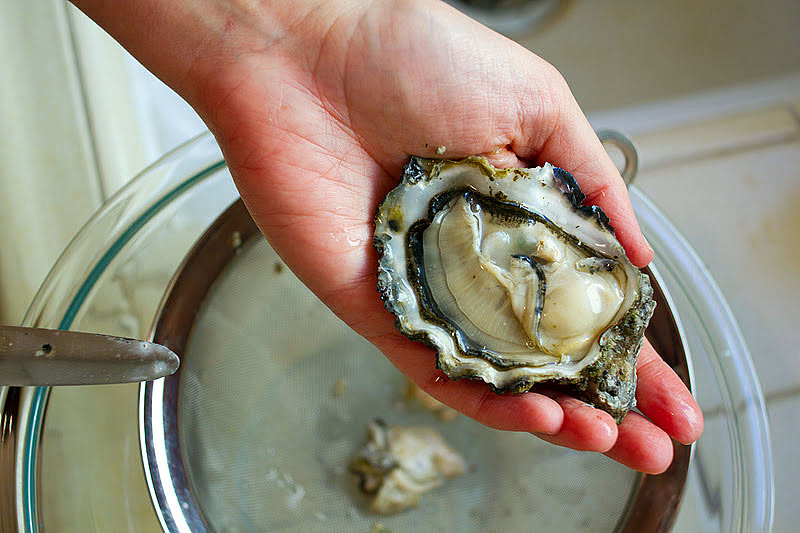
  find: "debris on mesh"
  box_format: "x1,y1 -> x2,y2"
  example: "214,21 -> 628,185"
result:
348,419 -> 467,514
404,380 -> 459,422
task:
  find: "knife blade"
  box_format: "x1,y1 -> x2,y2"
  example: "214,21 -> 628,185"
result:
0,326 -> 179,386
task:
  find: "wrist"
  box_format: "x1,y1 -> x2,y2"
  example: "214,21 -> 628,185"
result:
70,0 -> 372,114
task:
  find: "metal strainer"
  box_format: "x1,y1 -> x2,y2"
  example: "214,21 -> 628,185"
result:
140,193 -> 692,532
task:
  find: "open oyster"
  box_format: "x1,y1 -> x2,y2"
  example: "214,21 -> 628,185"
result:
349,420 -> 467,514
374,157 -> 655,421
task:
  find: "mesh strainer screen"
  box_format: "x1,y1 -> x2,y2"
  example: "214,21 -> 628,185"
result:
177,235 -> 639,532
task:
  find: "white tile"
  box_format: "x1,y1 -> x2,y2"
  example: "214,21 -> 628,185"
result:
636,140 -> 800,394
766,396 -> 800,533
519,0 -> 800,112
634,106 -> 799,170
589,74 -> 800,137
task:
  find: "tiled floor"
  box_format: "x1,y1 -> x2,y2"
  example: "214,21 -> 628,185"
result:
633,105 -> 800,531
636,111 -> 800,397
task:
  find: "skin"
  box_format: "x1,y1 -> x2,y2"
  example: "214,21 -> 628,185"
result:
72,0 -> 703,473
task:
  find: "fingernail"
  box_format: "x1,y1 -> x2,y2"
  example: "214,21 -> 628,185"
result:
644,237 -> 654,256
636,234 -> 655,266
531,429 -> 559,437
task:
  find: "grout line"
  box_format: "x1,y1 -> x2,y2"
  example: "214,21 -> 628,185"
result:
700,385 -> 800,420
699,404 -> 727,420
764,386 -> 800,406
786,103 -> 800,130
588,71 -> 800,135
638,132 -> 800,174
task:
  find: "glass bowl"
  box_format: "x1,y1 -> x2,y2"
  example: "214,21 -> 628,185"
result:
5,132 -> 772,531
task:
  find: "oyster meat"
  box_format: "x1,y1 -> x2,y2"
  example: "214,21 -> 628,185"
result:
374,157 -> 655,421
349,420 -> 467,514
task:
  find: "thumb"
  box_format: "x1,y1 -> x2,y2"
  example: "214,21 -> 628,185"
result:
512,74 -> 653,267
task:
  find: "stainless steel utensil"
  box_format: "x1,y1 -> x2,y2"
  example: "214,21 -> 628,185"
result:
0,326 -> 179,386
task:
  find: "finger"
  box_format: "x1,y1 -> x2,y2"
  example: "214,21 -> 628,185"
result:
603,411 -> 674,474
511,69 -> 653,268
532,394 -> 618,452
636,338 -> 704,444
215,84 -> 405,338
542,125 -> 652,268
373,333 -> 564,435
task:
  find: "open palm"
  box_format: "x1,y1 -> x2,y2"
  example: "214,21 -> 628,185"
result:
74,0 -> 703,473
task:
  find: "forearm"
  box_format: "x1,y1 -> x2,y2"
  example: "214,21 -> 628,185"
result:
68,0 -> 361,114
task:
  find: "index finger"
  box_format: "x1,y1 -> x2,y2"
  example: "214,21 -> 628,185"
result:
635,338 -> 704,444
542,123 -> 652,267
511,76 -> 653,267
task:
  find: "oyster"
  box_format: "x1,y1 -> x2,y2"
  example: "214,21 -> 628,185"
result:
374,157 -> 655,421
349,420 -> 467,514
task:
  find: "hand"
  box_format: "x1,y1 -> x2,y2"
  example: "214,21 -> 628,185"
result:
74,0 -> 703,473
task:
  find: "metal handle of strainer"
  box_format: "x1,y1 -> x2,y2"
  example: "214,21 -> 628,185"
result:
597,129 -> 639,186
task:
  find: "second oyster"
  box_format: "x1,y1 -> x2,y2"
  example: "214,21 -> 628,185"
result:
349,420 -> 467,514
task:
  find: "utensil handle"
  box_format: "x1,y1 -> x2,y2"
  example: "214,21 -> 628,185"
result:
0,326 -> 179,386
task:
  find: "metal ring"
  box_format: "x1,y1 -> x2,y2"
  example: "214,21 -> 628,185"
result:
141,200 -> 259,532
596,129 -> 639,186
0,386 -> 19,533
141,199 -> 690,532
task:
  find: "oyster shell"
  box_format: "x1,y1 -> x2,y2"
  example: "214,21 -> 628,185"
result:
349,420 -> 467,514
374,157 -> 655,421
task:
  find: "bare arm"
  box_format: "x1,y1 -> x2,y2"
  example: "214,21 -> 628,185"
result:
71,0 -> 702,473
